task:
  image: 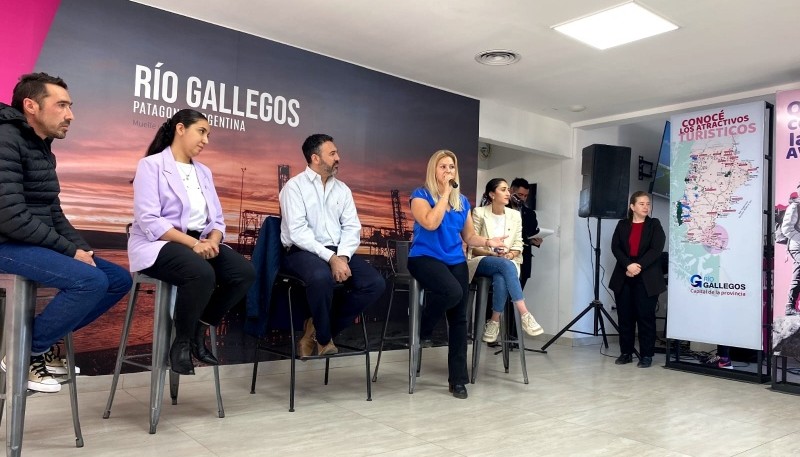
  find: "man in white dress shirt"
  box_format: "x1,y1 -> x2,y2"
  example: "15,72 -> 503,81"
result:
279,134 -> 385,357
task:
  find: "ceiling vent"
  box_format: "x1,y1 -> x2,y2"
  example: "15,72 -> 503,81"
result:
475,50 -> 521,66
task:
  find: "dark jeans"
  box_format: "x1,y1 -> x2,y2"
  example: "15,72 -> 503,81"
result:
407,255 -> 469,385
615,276 -> 657,357
142,242 -> 255,340
281,249 -> 385,345
787,249 -> 800,311
0,242 -> 132,354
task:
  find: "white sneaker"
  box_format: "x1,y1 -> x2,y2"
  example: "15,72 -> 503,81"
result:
520,312 -> 544,336
482,320 -> 500,343
27,355 -> 62,393
43,345 -> 80,375
2,355 -> 65,393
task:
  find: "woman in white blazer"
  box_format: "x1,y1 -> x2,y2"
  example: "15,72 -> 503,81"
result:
468,178 -> 543,342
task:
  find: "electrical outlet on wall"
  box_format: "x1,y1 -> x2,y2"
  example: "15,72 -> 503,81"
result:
479,143 -> 491,160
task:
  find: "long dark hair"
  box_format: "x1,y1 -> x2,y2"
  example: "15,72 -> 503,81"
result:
627,191 -> 651,220
480,178 -> 508,207
145,109 -> 207,157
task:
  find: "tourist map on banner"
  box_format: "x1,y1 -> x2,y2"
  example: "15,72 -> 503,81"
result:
667,101 -> 765,349
674,141 -> 758,254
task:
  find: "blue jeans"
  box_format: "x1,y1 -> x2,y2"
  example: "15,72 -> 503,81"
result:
0,242 -> 132,354
475,256 -> 524,313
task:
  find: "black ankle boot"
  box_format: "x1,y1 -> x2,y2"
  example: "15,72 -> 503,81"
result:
170,339 -> 195,375
449,383 -> 468,399
191,322 -> 219,365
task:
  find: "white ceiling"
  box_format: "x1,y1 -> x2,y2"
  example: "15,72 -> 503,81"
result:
134,0 -> 800,126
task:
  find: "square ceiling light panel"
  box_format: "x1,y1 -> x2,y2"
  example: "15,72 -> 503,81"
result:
553,2 -> 678,50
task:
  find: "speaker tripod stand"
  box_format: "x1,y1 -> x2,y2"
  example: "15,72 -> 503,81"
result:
540,217 -> 638,358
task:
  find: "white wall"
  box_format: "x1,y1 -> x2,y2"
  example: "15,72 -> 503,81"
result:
569,128 -> 623,340
474,101 -> 669,346
479,100 -> 571,159
476,145 -> 563,335
569,122 -> 668,343
617,121 -> 672,229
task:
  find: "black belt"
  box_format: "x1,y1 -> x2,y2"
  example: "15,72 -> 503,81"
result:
287,245 -> 338,255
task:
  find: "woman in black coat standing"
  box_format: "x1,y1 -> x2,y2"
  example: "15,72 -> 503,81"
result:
609,191 -> 666,368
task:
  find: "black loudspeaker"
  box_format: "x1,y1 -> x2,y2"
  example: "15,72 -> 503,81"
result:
578,144 -> 631,219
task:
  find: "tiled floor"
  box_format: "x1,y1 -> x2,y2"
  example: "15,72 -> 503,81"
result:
5,342 -> 800,456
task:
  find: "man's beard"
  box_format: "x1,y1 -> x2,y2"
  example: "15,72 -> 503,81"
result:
48,122 -> 69,139
324,162 -> 339,176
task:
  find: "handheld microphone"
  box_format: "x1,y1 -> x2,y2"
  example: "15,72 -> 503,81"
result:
449,179 -> 459,189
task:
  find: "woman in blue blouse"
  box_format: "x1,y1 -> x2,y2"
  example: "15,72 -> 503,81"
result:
408,150 -> 506,399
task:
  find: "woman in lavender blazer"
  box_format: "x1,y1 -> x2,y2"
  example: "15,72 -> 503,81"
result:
129,109 -> 254,375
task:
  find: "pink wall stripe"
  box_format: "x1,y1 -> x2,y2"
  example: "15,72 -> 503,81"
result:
0,0 -> 61,104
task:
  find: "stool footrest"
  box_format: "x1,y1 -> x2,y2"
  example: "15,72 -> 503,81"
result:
120,359 -> 153,371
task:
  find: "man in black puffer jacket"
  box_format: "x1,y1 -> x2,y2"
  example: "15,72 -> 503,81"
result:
0,72 -> 131,392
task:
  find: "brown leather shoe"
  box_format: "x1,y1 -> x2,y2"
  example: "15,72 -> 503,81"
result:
297,318 -> 316,358
302,317 -> 315,339
317,340 -> 339,356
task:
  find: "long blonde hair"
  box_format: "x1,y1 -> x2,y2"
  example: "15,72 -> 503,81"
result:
424,149 -> 463,211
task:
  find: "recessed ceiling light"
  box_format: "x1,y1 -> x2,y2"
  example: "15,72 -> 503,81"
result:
475,50 -> 521,66
569,105 -> 587,112
552,2 -> 678,50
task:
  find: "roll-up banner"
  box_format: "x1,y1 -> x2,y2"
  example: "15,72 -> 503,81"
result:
667,102 -> 765,350
773,90 -> 800,357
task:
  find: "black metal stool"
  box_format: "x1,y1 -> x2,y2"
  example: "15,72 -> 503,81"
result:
250,273 -> 371,412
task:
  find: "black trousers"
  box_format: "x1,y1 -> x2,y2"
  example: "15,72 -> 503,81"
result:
615,276 -> 657,358
519,249 -> 532,291
142,242 -> 255,340
281,249 -> 385,345
407,255 -> 469,385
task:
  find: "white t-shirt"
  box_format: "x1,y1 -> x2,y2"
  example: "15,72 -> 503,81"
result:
176,162 -> 209,231
490,212 -> 506,237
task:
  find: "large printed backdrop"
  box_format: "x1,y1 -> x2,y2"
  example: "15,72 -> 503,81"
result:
24,0 -> 479,374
